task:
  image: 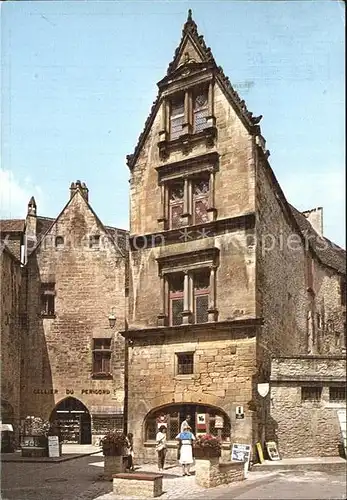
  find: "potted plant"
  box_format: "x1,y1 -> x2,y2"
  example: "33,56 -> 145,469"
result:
100,431 -> 128,479
194,434 -> 222,459
21,416 -> 51,457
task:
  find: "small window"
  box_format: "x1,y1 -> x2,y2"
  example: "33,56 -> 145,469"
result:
89,235 -> 100,249
193,90 -> 208,133
329,387 -> 346,402
92,338 -> 112,377
41,283 -> 55,316
170,96 -> 185,140
169,273 -> 184,326
177,353 -> 194,375
55,236 -> 64,248
301,386 -> 322,402
305,254 -> 314,290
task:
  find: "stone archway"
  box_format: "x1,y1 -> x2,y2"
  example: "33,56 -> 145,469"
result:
49,397 -> 91,444
144,402 -> 231,443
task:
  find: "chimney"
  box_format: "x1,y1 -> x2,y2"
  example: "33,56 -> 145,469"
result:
24,196 -> 37,263
302,207 -> 323,236
70,180 -> 89,202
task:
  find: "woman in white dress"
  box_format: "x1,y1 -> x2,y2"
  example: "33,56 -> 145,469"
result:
175,424 -> 196,476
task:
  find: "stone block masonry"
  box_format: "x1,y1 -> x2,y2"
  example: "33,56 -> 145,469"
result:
195,458 -> 244,488
113,473 -> 163,498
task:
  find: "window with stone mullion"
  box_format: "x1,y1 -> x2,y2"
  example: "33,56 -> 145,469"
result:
193,271 -> 210,324
169,273 -> 184,326
193,90 -> 209,133
192,178 -> 210,225
169,182 -> 185,229
170,97 -> 185,140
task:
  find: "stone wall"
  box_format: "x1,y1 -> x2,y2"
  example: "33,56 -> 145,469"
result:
20,190 -> 127,431
127,329 -> 259,461
195,458 -> 244,488
270,356 -> 346,457
0,248 -> 22,439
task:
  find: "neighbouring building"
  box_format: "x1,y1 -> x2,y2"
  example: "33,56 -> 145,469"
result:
122,10 -> 346,461
1,181 -> 128,445
0,10 -> 345,459
0,245 -> 22,442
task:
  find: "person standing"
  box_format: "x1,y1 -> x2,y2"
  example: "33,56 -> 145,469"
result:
125,433 -> 135,471
155,425 -> 167,471
180,415 -> 192,433
176,425 -> 196,476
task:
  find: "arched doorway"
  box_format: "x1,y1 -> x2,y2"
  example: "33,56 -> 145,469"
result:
144,403 -> 231,443
50,397 -> 91,444
1,400 -> 14,424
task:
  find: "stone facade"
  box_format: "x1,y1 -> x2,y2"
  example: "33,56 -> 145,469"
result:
124,11 -> 346,461
0,10 -> 345,460
0,247 -> 22,440
19,182 -> 127,444
270,356 -> 346,457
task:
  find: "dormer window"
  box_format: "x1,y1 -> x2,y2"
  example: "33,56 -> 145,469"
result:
193,89 -> 208,133
170,95 -> 185,140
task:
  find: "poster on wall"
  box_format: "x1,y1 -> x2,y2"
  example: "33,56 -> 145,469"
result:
156,415 -> 168,429
196,413 -> 207,431
265,441 -> 280,460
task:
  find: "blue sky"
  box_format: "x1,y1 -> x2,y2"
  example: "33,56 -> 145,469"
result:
1,1 -> 345,247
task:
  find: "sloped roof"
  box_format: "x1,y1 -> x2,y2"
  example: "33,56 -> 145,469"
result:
36,216 -> 55,244
105,226 -> 128,254
0,219 -> 25,233
126,10 -> 262,170
289,204 -> 346,275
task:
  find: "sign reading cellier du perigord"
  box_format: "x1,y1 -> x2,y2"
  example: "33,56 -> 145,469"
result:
32,388 -> 118,395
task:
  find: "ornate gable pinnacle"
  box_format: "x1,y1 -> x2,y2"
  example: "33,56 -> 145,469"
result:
183,8 -> 198,36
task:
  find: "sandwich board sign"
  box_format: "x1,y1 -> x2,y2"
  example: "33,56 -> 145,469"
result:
48,436 -> 60,458
231,443 -> 251,477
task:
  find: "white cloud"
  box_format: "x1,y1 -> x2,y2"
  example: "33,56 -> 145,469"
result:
280,168 -> 345,248
0,168 -> 43,219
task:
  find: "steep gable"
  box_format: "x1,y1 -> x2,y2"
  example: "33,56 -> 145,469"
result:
127,10 -> 262,171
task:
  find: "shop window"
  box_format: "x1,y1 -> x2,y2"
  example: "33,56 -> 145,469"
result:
92,339 -> 112,377
169,183 -> 185,229
55,236 -> 64,248
193,270 -> 210,324
41,283 -> 55,316
301,386 -> 322,402
192,178 -> 209,225
89,235 -> 100,249
177,353 -> 194,375
145,404 -> 231,442
169,273 -> 184,326
193,89 -> 209,133
329,387 -> 346,402
170,96 -> 185,140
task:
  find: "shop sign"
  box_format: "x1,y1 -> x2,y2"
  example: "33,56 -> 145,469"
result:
196,413 -> 207,430
48,436 -> 60,458
231,443 -> 251,466
265,441 -> 280,460
32,388 -> 116,396
215,416 -> 224,428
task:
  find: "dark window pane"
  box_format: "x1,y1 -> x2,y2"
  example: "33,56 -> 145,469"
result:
177,353 -> 194,374
301,386 -> 322,402
329,387 -> 346,402
171,298 -> 184,326
195,294 -> 209,323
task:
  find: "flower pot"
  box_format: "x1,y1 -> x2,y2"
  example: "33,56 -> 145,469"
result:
194,446 -> 221,459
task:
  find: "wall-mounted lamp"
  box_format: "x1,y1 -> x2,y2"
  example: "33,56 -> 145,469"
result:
108,310 -> 117,329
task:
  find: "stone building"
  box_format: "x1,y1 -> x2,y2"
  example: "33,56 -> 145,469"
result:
0,245 -> 22,441
0,10 -> 345,459
123,11 -> 346,461
1,181 -> 128,445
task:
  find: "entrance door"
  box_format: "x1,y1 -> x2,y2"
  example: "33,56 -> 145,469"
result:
50,397 -> 91,444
